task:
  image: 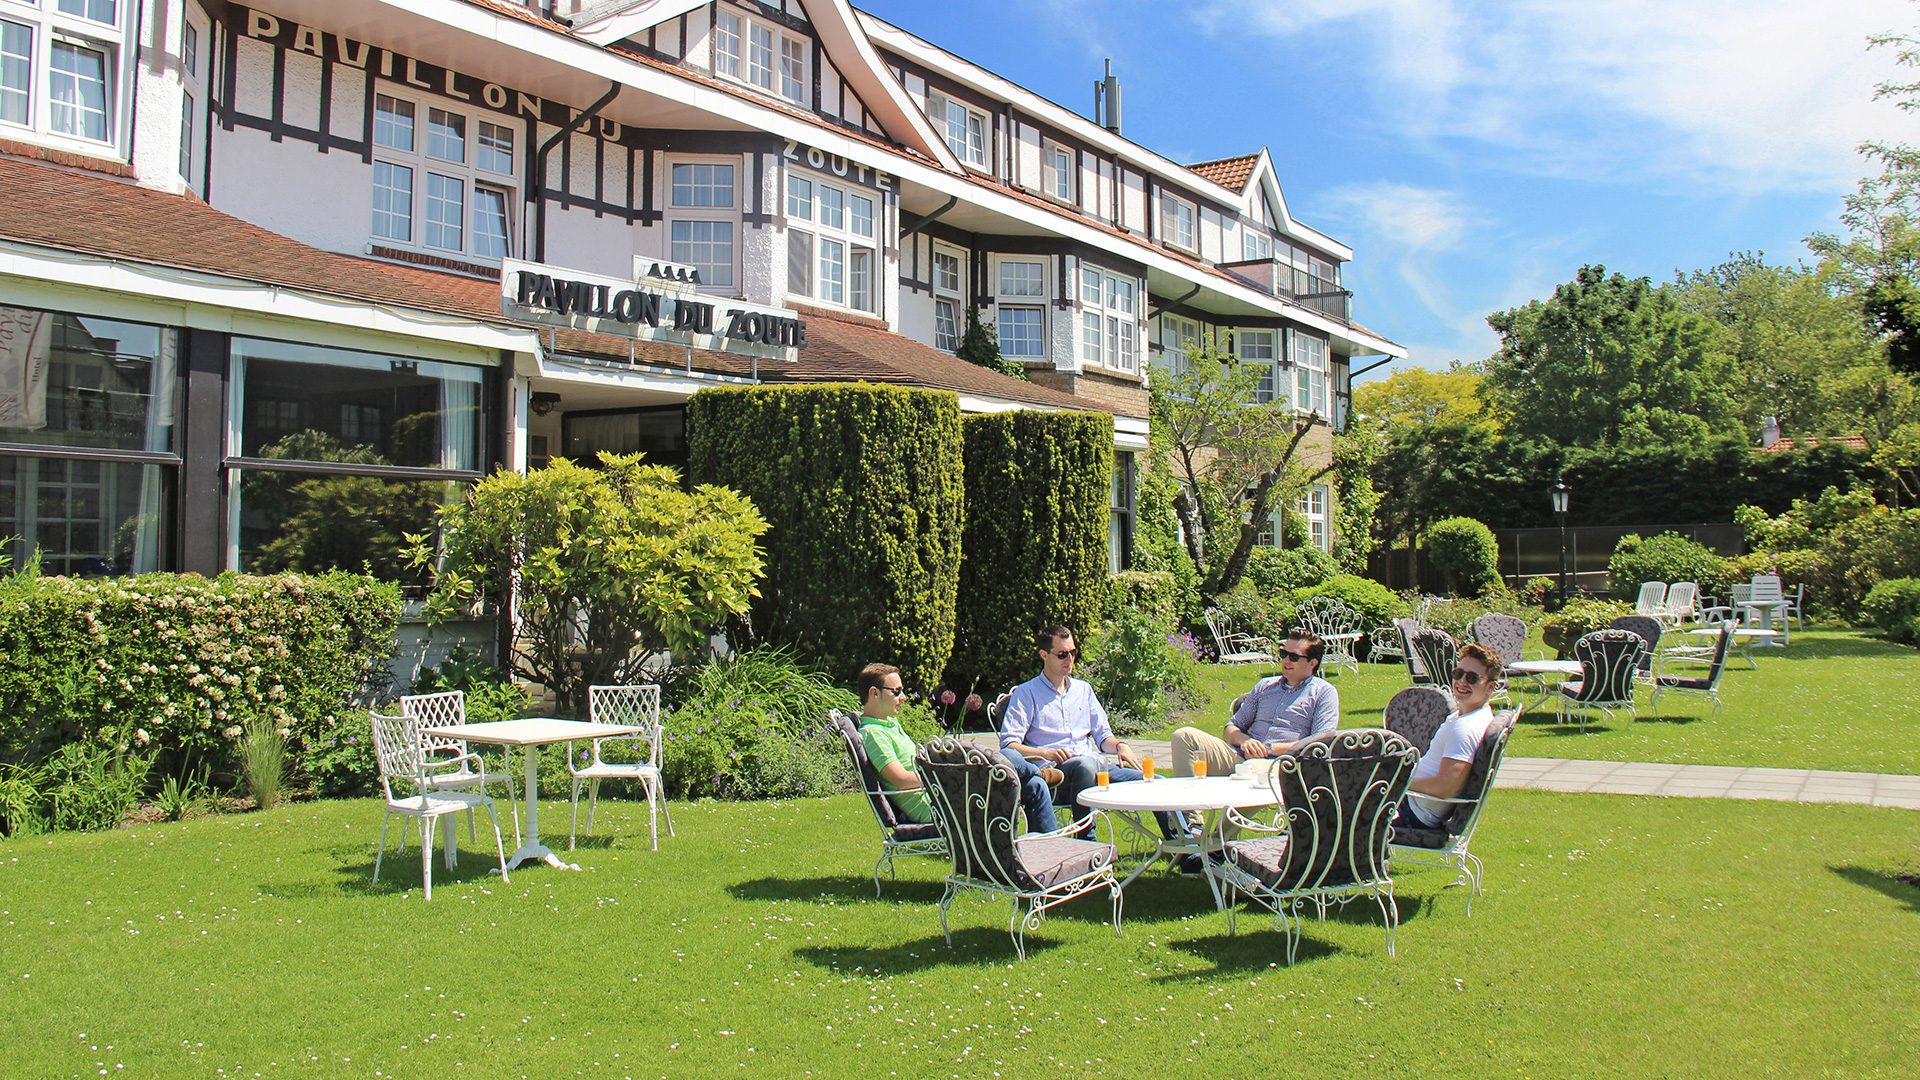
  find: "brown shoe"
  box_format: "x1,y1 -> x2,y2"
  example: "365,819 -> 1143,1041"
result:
1039,767 -> 1065,786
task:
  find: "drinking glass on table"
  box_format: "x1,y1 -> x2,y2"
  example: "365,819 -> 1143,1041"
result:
1141,756 -> 1156,780
1191,758 -> 1209,778
1096,768 -> 1110,787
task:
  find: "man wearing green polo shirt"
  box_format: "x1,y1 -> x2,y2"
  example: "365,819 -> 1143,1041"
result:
855,663 -> 1062,831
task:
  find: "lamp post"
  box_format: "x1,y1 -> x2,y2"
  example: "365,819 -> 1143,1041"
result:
1551,477 -> 1571,607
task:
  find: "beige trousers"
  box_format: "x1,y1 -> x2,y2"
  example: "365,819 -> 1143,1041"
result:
1170,726 -> 1242,777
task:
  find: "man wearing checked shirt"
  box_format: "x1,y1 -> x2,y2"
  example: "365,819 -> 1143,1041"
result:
1000,624 -> 1187,842
1171,627 -> 1340,777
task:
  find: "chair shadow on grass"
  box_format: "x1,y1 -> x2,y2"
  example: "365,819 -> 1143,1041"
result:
1158,891 -> 1423,976
728,874 -> 947,905
795,926 -> 1065,972
273,838 -> 518,898
1831,865 -> 1920,914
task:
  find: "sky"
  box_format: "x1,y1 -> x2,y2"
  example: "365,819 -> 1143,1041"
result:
856,0 -> 1918,380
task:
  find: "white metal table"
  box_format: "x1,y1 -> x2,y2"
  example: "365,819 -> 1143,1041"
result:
1738,600 -> 1792,644
1506,658 -> 1584,712
1678,626 -> 1782,669
1078,776 -> 1278,909
424,718 -> 640,872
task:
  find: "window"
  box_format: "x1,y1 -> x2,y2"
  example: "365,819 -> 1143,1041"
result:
178,19 -> 200,185
0,0 -> 126,147
1156,314 -> 1199,376
1078,263 -> 1139,372
786,170 -> 876,312
370,93 -> 516,260
930,91 -> 985,166
1297,485 -> 1329,552
993,258 -> 1045,359
714,8 -> 805,105
1237,330 -> 1276,404
1161,191 -> 1196,251
669,159 -> 737,292
1109,452 -> 1135,574
932,247 -> 964,352
1243,228 -> 1272,262
1043,142 -> 1073,201
1289,329 -> 1329,416
998,308 -> 1042,358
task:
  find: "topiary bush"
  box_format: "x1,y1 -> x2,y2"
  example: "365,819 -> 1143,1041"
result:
1541,598 -> 1635,657
1608,532 -> 1728,600
948,410 -> 1114,698
1425,516 -> 1501,595
1292,574 -> 1408,631
686,385 -> 964,693
1245,545 -> 1340,601
1861,578 -> 1920,645
658,647 -> 859,800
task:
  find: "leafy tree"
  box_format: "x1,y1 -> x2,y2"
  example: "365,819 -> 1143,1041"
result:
1150,335 -> 1331,598
1351,366 -> 1494,430
1481,264 -> 1742,447
411,453 -> 768,714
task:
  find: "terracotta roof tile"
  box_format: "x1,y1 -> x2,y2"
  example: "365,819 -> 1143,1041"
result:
1187,153 -> 1259,190
1759,435 -> 1868,454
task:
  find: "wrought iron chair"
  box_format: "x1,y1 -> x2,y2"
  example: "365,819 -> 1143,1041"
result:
1607,615 -> 1664,681
1651,625 -> 1734,717
1394,617 -> 1428,683
569,684 -> 674,851
1208,729 -> 1419,964
1389,709 -> 1517,915
1368,623 -> 1407,667
831,709 -> 948,895
916,738 -> 1120,960
1468,612 -> 1527,702
1204,608 -> 1273,665
1408,628 -> 1458,690
399,690 -> 520,847
368,710 -> 510,900
1382,685 -> 1454,755
1296,596 -> 1361,676
1556,629 -> 1647,732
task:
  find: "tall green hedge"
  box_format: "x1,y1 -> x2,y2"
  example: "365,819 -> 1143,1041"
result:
949,410 -> 1114,698
684,384 -> 964,691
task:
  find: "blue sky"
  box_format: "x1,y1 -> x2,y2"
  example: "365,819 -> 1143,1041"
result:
858,0 -> 1917,379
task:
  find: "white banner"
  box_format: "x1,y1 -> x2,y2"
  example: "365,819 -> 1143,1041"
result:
0,305 -> 52,431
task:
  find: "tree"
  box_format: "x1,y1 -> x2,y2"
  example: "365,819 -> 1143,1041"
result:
1150,336 -> 1331,598
1351,366 -> 1494,431
1481,264 -> 1742,448
412,453 -> 768,714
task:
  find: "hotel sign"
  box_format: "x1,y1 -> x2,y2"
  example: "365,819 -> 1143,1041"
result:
500,259 -> 805,359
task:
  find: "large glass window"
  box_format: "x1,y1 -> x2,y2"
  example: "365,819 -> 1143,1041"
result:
669,160 -> 737,292
1289,329 -> 1329,416
1043,142 -> 1073,202
1079,263 -> 1139,372
1237,329 -> 1277,404
1156,314 -> 1200,377
1109,452 -> 1134,574
1297,484 -> 1330,552
1161,191 -> 1196,251
1,20 -> 30,127
932,247 -> 964,352
787,170 -> 877,313
714,9 -> 804,105
931,91 -> 985,166
0,0 -> 126,146
370,92 -> 515,261
994,258 -> 1046,360
48,39 -> 106,141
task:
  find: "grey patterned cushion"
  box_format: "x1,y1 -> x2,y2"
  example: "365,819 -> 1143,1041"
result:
832,709 -> 901,831
892,822 -> 943,842
1226,835 -> 1292,887
1014,835 -> 1114,887
1384,686 -> 1452,754
1261,729 -> 1417,890
1442,712 -> 1515,836
1469,613 -> 1526,670
918,738 -> 1028,888
1389,823 -> 1450,849
1409,629 -> 1458,685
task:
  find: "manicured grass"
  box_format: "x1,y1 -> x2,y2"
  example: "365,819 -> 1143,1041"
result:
2,791 -> 1916,1076
1146,629 -> 1920,775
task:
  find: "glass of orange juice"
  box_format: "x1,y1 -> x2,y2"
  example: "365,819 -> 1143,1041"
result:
1096,769 -> 1111,787
1192,758 -> 1209,778
1142,756 -> 1156,780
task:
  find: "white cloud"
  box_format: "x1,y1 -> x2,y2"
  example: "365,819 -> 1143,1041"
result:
1210,0 -> 1915,194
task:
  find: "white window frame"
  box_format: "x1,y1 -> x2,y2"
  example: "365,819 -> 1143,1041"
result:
368,88 -> 518,262
992,256 -> 1047,360
667,155 -> 740,295
1161,191 -> 1196,252
0,0 -> 131,153
177,11 -> 206,191
1079,263 -> 1140,373
1042,140 -> 1074,203
931,243 -> 965,353
711,5 -> 806,106
1288,328 -> 1330,417
1297,484 -> 1330,552
929,89 -> 986,167
786,168 -> 878,313
1242,227 -> 1272,263
1235,329 -> 1278,404
1156,313 -> 1200,377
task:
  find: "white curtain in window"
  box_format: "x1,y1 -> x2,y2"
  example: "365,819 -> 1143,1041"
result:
439,375 -> 478,471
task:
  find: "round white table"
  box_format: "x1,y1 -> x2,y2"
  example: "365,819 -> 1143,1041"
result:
1079,776 -> 1278,909
424,718 -> 641,871
1506,658 -> 1583,712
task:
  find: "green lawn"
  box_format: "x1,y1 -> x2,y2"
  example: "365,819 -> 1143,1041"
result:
2,791 -> 1916,1076
1146,628 -> 1920,775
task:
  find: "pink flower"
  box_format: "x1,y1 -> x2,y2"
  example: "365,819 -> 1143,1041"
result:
939,690 -> 957,706
964,693 -> 984,712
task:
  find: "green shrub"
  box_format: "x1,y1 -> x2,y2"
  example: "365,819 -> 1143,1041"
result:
1422,590 -> 1537,641
1811,508 -> 1920,620
1861,578 -> 1920,644
1130,456 -> 1203,623
659,648 -> 859,800
1541,598 -> 1635,657
1081,606 -> 1202,735
1245,546 -> 1340,601
410,648 -> 531,724
949,410 -> 1114,698
0,570 -> 399,778
1105,570 -> 1179,627
1425,516 -> 1501,594
1208,583 -> 1295,655
1292,574 -> 1408,631
1608,532 -> 1728,600
303,710 -> 378,798
686,385 -> 963,694
0,743 -> 152,836
240,718 -> 287,810
1518,576 -> 1557,607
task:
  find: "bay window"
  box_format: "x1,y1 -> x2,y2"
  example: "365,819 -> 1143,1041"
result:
369,92 -> 516,261
787,172 -> 877,312
1079,263 -> 1140,372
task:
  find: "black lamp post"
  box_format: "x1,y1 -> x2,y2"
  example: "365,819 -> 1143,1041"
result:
1551,477 -> 1571,606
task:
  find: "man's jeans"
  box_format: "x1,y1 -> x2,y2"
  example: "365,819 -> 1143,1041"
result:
1057,755 -> 1186,840
998,750 -> 1060,833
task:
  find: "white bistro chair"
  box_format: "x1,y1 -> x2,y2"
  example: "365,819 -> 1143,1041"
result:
400,690 -> 519,847
570,684 -> 675,851
369,711 -> 510,900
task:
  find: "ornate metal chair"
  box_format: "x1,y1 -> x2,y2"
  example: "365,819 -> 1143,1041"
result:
1557,629 -> 1648,732
1389,710 -> 1518,915
1204,608 -> 1273,665
831,709 -> 948,896
1209,729 -> 1419,964
1382,685 -> 1454,755
1296,596 -> 1361,676
368,710 -> 510,900
1469,612 -> 1528,703
916,738 -> 1120,960
569,684 -> 674,851
399,690 -> 519,847
1607,614 -> 1664,681
1408,628 -> 1458,690
1393,617 -> 1428,683
1651,625 -> 1734,717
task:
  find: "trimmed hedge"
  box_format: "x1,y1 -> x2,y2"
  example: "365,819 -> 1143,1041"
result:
0,570 -> 400,774
685,384 -> 964,692
1608,532 -> 1727,600
1861,578 -> 1920,645
949,410 -> 1114,698
1425,516 -> 1501,594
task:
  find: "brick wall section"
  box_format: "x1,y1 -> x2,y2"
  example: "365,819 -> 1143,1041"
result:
0,138 -> 132,178
1026,369 -> 1149,418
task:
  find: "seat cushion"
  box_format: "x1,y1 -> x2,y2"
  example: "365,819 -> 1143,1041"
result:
1391,823 -> 1451,850
1657,676 -> 1711,690
1558,680 -> 1584,697
891,821 -> 943,843
1013,835 -> 1114,888
1225,835 -> 1292,888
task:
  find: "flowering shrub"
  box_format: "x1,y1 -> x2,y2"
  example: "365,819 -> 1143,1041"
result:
658,647 -> 859,800
303,710 -> 378,798
0,569 -> 400,778
1082,605 -> 1202,735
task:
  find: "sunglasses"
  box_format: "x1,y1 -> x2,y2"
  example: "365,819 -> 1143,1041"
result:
879,685 -> 907,698
1052,649 -> 1081,661
1449,667 -> 1488,686
1279,649 -> 1314,663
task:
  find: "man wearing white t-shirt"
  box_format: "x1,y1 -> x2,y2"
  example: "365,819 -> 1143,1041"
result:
1397,642 -> 1502,831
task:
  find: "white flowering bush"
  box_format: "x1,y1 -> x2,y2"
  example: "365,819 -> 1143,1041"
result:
0,569 -> 400,778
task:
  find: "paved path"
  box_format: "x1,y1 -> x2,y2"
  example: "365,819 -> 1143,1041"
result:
957,734 -> 1920,810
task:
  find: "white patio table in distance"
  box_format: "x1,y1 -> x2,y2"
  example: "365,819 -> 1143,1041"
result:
423,718 -> 640,872
1679,626 -> 1782,670
1506,658 -> 1584,712
1078,776 -> 1278,910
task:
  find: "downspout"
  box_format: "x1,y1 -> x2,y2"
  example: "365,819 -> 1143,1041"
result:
899,195 -> 959,238
1349,354 -> 1395,379
1148,282 -> 1202,320
530,80 -> 621,263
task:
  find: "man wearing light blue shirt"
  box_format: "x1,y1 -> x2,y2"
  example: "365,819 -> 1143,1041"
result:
1001,624 -> 1185,841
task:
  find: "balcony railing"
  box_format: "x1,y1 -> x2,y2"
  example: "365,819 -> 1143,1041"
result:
1220,259 -> 1353,323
